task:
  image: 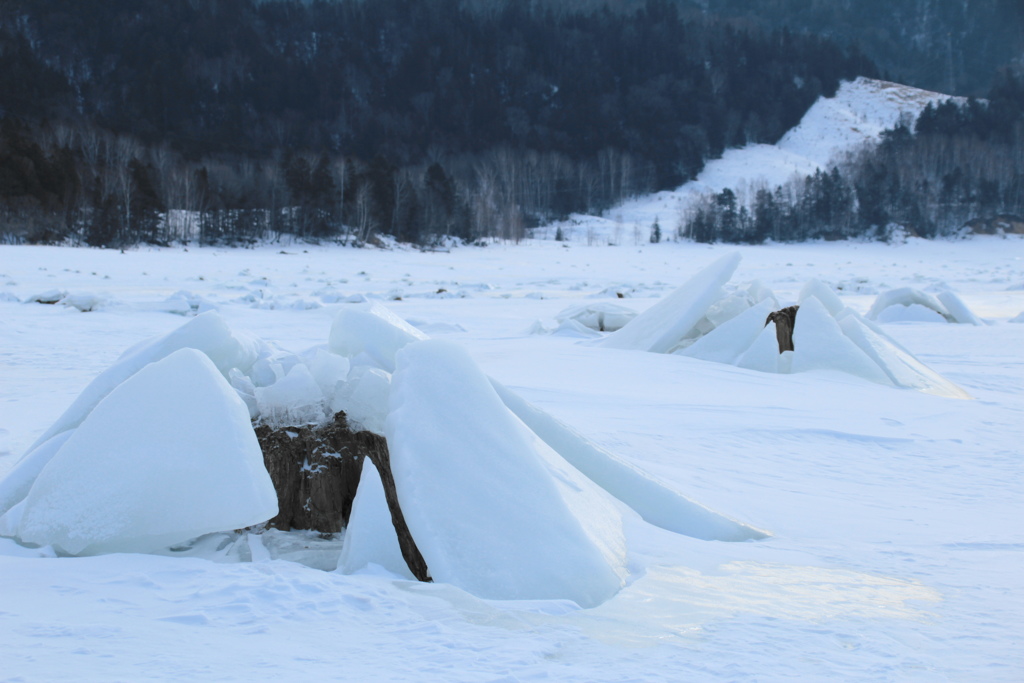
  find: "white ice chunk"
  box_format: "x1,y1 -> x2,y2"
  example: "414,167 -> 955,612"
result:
15,349 -> 278,555
61,292 -> 103,312
598,252 -> 742,353
0,431 -> 74,519
228,368 -> 258,419
25,289 -> 66,304
491,380 -> 768,542
388,340 -> 626,607
306,348 -> 351,402
555,302 -> 637,332
27,312 -> 261,452
736,323 -> 784,373
935,290 -> 983,325
877,303 -> 948,323
703,291 -> 755,329
255,363 -> 326,426
678,299 -> 777,365
328,302 -> 428,372
552,318 -> 603,338
331,366 -> 391,435
798,279 -> 845,317
790,297 -> 893,386
867,287 -> 952,322
838,315 -> 972,399
336,460 -> 414,580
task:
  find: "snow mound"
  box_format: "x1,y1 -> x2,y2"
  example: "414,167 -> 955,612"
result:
555,302 -> 636,332
8,349 -> 277,555
867,287 -> 982,325
26,311 -> 262,452
387,340 -> 627,607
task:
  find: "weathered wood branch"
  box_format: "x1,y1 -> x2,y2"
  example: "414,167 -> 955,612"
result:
255,411 -> 431,582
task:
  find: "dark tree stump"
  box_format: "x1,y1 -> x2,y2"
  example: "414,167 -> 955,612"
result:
765,305 -> 799,353
254,412 -> 431,582
357,431 -> 432,583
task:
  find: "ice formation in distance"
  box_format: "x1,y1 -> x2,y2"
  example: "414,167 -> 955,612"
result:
867,287 -> 983,325
603,259 -> 970,398
7,349 -> 277,555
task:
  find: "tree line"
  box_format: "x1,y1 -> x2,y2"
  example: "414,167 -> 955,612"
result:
679,72 -> 1024,244
0,0 -> 873,247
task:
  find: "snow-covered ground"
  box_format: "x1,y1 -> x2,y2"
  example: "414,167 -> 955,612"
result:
1,235 -> 1022,681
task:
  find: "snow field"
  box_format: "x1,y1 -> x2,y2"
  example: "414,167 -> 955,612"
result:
0,235 -> 1022,680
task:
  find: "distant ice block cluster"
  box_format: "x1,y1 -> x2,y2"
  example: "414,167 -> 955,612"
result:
598,253 -> 973,399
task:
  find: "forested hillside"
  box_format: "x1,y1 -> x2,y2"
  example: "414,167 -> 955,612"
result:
697,0 -> 1023,98
682,72 -> 1024,243
0,0 -> 873,246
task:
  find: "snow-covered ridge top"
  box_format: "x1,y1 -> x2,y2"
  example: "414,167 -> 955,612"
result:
545,78 -> 961,243
777,77 -> 964,168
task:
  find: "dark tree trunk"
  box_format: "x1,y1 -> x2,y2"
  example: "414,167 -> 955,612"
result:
765,305 -> 799,353
254,412 -> 431,582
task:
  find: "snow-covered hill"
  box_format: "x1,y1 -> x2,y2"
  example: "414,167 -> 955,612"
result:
541,78 -> 960,244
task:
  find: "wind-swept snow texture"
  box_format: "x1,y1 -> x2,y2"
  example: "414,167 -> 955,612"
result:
387,340 -> 627,607
9,349 -> 277,555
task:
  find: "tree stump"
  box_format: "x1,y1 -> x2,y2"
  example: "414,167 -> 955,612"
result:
254,411 -> 431,582
765,305 -> 799,353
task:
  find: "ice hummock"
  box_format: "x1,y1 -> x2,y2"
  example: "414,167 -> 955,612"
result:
598,252 -> 742,353
866,286 -> 982,325
387,339 -> 627,607
601,258 -> 970,397
10,349 -> 278,555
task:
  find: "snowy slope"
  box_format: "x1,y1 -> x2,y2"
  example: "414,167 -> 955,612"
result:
543,77 -> 959,244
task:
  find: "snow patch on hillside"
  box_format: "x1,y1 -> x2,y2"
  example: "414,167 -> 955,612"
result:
543,78 -> 960,244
